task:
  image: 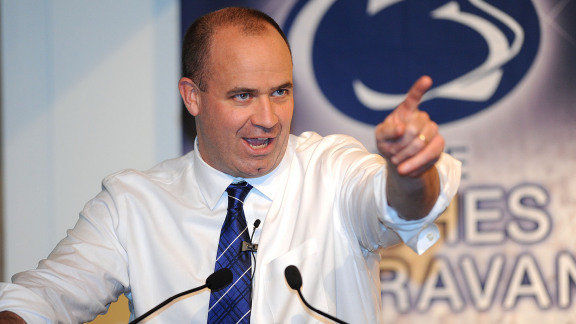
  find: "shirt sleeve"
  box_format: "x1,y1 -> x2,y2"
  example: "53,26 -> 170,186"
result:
335,135 -> 461,255
0,186 -> 130,323
376,153 -> 461,254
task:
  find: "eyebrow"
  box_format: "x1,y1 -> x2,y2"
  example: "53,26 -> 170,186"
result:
226,87 -> 258,97
271,82 -> 293,92
225,82 -> 294,97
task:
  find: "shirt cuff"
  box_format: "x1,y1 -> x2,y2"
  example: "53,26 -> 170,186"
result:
0,283 -> 55,323
380,153 -> 461,254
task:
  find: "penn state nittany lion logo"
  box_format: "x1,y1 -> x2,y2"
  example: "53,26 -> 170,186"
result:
285,0 -> 540,125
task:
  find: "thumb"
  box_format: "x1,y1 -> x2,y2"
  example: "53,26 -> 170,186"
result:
376,116 -> 405,142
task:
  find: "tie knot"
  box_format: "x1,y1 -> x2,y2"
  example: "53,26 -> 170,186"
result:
226,181 -> 253,209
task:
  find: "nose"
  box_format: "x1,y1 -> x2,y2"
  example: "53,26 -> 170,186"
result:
251,97 -> 278,130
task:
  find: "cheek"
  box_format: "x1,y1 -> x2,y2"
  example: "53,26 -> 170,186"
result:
211,117 -> 253,151
279,106 -> 294,128
203,105 -> 244,133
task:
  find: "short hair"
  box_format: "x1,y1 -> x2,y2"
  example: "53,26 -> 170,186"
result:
182,7 -> 291,91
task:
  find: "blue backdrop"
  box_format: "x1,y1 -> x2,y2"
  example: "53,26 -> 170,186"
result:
181,1 -> 576,321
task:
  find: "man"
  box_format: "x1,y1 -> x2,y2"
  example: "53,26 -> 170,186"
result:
0,7 -> 460,323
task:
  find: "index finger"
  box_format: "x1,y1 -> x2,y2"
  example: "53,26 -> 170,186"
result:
403,75 -> 433,112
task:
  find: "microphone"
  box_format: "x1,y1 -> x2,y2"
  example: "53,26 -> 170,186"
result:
284,265 -> 302,290
242,219 -> 261,252
246,219 -> 261,280
130,268 -> 232,324
284,265 -> 348,324
206,268 -> 233,291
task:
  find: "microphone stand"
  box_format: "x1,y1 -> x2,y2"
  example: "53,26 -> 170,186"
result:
130,284 -> 208,324
285,265 -> 348,324
130,268 -> 232,324
296,289 -> 347,324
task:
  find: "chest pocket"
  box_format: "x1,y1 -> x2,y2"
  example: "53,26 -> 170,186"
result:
264,238 -> 330,323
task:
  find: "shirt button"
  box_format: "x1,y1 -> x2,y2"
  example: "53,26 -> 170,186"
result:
426,233 -> 434,241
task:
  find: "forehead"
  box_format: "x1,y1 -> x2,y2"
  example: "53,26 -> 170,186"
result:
205,25 -> 293,86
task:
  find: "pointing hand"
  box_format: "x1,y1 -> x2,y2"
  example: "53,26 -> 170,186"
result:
375,76 -> 444,177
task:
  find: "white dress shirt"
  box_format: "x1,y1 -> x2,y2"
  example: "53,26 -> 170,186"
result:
0,132 -> 460,323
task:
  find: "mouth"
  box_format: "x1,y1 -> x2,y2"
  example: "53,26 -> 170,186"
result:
243,137 -> 274,150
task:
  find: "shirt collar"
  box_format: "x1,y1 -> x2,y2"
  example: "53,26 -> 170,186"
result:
192,137 -> 293,210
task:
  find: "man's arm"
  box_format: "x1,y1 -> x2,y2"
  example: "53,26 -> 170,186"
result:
0,188 -> 129,323
376,76 -> 444,220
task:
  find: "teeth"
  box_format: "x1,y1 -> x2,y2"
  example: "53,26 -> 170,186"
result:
245,138 -> 270,149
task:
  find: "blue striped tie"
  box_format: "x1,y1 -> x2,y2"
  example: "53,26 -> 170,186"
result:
208,181 -> 253,323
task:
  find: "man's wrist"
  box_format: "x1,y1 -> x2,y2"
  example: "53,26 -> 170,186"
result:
386,163 -> 440,220
0,311 -> 26,323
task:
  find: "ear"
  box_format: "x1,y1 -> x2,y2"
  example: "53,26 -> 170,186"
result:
179,77 -> 201,116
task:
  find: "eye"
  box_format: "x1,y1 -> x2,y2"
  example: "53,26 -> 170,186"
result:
272,89 -> 289,97
233,93 -> 252,102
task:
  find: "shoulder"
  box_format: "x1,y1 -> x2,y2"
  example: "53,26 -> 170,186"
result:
101,152 -> 194,191
292,131 -> 367,153
290,131 -> 384,172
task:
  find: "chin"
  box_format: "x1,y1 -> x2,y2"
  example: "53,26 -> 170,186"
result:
242,168 -> 271,178
239,162 -> 275,178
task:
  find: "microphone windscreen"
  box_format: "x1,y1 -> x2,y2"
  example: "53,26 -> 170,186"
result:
206,268 -> 233,292
284,265 -> 302,290
254,219 -> 261,228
